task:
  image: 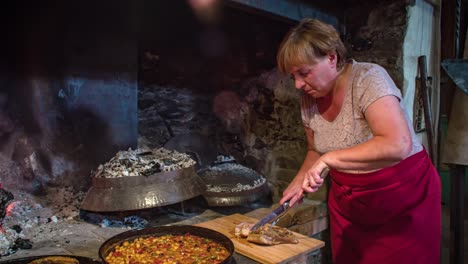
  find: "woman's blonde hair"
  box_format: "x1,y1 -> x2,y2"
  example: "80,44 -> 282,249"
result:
277,18 -> 347,74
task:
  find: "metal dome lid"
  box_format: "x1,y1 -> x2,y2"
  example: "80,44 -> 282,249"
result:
197,157 -> 270,207
80,148 -> 206,212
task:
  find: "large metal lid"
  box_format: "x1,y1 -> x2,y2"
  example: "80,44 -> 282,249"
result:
80,166 -> 206,212
80,147 -> 206,212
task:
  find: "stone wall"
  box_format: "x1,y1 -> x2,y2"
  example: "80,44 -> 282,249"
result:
139,0 -> 410,204
0,1 -> 139,193
242,0 -> 410,200
0,0 -> 410,205
345,0 -> 408,88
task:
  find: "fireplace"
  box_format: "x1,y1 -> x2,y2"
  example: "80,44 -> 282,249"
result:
0,0 -> 411,261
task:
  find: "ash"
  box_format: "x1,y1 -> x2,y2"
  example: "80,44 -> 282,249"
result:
200,163 -> 267,193
0,187 -> 85,257
206,177 -> 267,193
93,147 -> 196,178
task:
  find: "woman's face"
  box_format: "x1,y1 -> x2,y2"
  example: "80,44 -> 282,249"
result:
289,54 -> 337,98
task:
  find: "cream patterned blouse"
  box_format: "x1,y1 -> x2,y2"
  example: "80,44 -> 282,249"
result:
300,61 -> 422,157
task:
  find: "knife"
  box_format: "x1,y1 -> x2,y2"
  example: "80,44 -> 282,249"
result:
250,167 -> 330,232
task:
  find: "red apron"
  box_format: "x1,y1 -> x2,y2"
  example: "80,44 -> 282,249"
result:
328,149 -> 441,264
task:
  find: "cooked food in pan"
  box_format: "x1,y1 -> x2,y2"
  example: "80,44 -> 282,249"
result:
235,222 -> 298,245
104,233 -> 230,264
28,256 -> 79,264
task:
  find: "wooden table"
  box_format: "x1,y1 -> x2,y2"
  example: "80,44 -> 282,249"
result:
195,213 -> 324,264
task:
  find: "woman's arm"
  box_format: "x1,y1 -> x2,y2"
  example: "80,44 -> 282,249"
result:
302,95 -> 413,193
280,126 -> 321,206
321,95 -> 412,171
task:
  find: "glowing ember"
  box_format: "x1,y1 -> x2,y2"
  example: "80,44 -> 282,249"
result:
0,187 -> 14,223
5,201 -> 17,217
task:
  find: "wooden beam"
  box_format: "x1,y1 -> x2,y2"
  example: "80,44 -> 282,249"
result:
423,0 -> 441,7
225,0 -> 339,26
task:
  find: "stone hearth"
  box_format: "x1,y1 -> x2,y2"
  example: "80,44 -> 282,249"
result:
0,0 -> 416,263
0,187 -> 327,263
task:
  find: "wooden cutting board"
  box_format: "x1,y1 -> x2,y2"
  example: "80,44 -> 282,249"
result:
195,213 -> 325,264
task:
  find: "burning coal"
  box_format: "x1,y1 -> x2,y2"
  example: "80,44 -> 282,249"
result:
0,186 -> 32,257
0,186 -> 13,226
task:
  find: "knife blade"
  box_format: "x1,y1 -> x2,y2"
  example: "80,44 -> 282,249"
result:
250,167 -> 330,232
250,201 -> 290,232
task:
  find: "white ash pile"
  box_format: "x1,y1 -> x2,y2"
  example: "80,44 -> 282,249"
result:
93,147 -> 196,178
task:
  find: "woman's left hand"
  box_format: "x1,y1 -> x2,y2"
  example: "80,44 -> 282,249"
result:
302,160 -> 328,193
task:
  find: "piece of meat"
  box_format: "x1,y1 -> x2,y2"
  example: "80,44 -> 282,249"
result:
234,222 -> 298,245
247,225 -> 298,245
249,226 -> 299,245
234,222 -> 254,238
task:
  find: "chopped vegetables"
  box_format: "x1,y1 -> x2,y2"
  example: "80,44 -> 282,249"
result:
105,233 -> 229,264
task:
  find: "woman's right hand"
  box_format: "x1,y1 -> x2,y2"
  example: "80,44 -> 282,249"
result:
302,159 -> 328,193
279,174 -> 305,207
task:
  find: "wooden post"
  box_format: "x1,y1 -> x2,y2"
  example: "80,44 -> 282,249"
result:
418,56 -> 435,164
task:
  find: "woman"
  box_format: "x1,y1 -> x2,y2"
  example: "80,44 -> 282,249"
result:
277,18 -> 441,263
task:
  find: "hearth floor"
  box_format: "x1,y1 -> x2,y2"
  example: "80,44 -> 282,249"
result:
1,209 -> 261,263
3,187 -> 465,264
0,188 -> 265,263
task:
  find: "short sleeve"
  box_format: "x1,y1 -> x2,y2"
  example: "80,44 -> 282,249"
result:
354,64 -> 402,114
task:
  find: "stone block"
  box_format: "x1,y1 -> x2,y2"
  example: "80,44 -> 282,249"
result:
288,217 -> 328,237
284,249 -> 321,264
275,168 -> 298,182
275,199 -> 328,227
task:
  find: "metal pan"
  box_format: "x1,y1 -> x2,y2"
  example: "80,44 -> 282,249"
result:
0,255 -> 101,264
99,225 -> 234,264
81,166 -> 206,212
198,163 -> 269,207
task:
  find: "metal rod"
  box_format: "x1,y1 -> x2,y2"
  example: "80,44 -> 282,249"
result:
455,0 -> 461,59
417,56 -> 435,164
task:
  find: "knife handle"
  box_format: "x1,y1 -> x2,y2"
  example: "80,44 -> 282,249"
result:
320,167 -> 330,179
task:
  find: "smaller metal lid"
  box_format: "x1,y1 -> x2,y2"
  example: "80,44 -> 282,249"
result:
198,162 -> 269,207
